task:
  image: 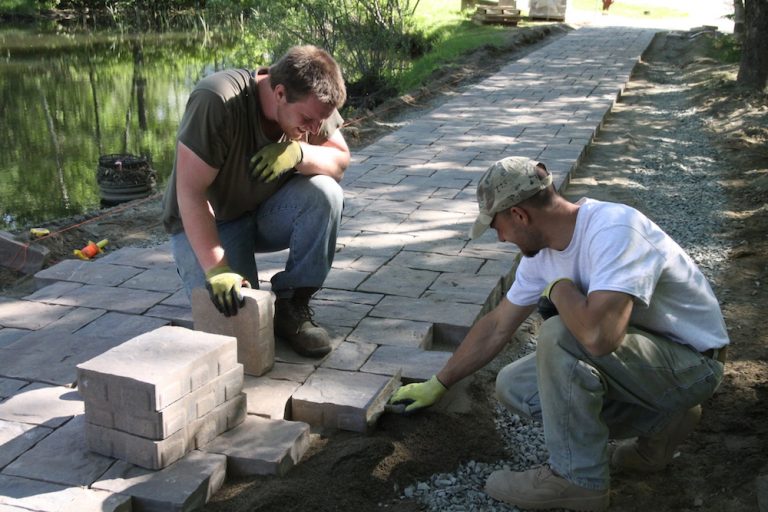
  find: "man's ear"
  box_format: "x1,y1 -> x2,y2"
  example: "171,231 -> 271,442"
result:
509,206 -> 530,224
273,83 -> 287,103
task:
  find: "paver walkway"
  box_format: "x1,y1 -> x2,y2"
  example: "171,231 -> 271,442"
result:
0,24 -> 657,511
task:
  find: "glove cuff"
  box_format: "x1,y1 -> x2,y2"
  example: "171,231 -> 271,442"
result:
293,140 -> 304,164
428,375 -> 448,394
543,277 -> 572,300
205,264 -> 233,280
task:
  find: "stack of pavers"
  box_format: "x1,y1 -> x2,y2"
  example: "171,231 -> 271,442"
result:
77,325 -> 246,470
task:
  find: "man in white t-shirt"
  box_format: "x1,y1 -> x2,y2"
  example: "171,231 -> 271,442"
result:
389,157 -> 729,511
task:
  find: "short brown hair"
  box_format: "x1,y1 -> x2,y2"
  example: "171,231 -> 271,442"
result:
270,45 -> 347,108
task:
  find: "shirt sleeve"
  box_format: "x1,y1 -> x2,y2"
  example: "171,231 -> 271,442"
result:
587,224 -> 666,307
177,89 -> 232,169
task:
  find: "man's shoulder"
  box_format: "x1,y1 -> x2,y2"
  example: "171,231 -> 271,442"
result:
193,69 -> 253,99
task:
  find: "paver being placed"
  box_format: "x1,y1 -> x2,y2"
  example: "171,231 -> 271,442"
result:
201,415 -> 310,477
77,325 -> 238,412
291,368 -> 400,432
192,288 -> 275,377
0,474 -> 131,512
93,450 -> 227,512
2,415 -> 115,487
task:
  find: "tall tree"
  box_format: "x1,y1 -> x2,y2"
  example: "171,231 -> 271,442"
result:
737,0 -> 768,90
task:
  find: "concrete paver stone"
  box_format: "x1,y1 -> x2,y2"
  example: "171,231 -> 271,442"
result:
86,393 -> 246,470
0,378 -> 27,400
192,288 -> 275,377
40,284 -> 170,315
360,346 -> 454,382
347,317 -> 433,349
77,325 -> 238,412
321,341 -> 377,372
93,450 -> 227,512
0,298 -> 71,330
0,474 -> 131,512
291,368 -> 400,432
73,311 -> 169,342
0,420 -> 52,470
0,384 -> 84,428
33,258 -> 143,288
85,364 -> 244,440
0,231 -> 49,275
201,415 -> 310,477
2,415 -> 115,487
242,376 -> 301,420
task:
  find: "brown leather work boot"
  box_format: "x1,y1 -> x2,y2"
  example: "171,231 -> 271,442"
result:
274,288 -> 331,358
612,405 -> 702,473
485,464 -> 609,511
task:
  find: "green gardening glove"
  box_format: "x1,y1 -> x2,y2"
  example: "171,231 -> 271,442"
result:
249,141 -> 303,183
537,278 -> 573,320
389,375 -> 447,414
204,265 -> 248,317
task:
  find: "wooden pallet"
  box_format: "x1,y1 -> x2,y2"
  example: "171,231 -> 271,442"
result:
473,6 -> 522,25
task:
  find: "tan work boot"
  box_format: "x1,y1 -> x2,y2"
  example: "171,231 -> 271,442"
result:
274,288 -> 331,358
485,465 -> 609,511
612,405 -> 702,473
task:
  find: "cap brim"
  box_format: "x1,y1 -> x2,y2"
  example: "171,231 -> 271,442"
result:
469,212 -> 493,239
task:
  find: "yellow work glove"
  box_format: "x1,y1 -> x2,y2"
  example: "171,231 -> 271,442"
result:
389,375 -> 447,414
204,265 -> 249,317
537,278 -> 573,320
249,141 -> 303,183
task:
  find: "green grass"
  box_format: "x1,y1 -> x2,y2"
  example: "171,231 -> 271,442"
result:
396,0 -> 510,92
569,0 -> 689,19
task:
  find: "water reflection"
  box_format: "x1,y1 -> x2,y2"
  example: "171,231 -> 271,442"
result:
0,29 -> 253,230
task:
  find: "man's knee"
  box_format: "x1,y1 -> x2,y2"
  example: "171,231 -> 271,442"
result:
306,175 -> 343,215
495,353 -> 540,420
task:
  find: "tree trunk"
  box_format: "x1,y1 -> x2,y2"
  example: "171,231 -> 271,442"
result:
733,0 -> 745,36
737,0 -> 768,90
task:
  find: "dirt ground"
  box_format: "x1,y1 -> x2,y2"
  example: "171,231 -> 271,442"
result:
1,22 -> 766,512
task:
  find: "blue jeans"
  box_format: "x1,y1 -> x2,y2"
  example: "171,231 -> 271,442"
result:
171,174 -> 343,299
496,317 -> 724,491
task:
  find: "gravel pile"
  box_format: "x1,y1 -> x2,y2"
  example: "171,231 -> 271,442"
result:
396,36 -> 730,512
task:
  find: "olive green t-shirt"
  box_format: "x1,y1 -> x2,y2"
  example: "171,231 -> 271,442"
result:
162,68 -> 344,234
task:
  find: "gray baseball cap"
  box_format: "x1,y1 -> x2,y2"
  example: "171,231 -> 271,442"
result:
469,157 -> 552,239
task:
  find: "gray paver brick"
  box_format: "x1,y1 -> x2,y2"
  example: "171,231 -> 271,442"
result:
310,299 -> 371,328
2,415 -> 115,487
93,450 -> 227,512
321,341 -> 377,372
242,376 -> 300,420
201,415 -> 310,476
424,273 -> 502,305
77,326 -> 238,412
291,368 -> 400,432
45,307 -> 106,333
74,311 -> 169,341
119,267 -> 183,292
370,296 -> 481,328
266,362 -> 315,383
144,303 -> 194,328
0,298 -> 71,330
33,258 -> 143,288
360,346 -> 453,381
0,474 -> 131,512
87,393 -> 246,470
0,231 -> 49,275
42,284 -> 170,314
347,317 -> 433,349
0,420 -> 51,469
0,329 -> 142,387
192,288 -> 275,377
85,364 -> 244,439
22,281 -> 83,301
0,384 -> 83,427
92,243 -> 175,268
358,264 -> 439,298
0,328 -> 29,348
0,378 -> 27,399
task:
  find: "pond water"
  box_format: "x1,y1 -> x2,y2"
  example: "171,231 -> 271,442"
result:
0,26 -> 262,230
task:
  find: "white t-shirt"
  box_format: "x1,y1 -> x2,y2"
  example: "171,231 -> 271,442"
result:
507,198 -> 729,351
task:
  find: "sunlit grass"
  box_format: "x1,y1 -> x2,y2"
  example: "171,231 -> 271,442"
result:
569,0 -> 689,19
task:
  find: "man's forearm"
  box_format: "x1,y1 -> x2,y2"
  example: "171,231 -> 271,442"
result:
296,142 -> 349,182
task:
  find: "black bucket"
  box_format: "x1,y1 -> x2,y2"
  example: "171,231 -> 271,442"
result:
97,154 -> 157,205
